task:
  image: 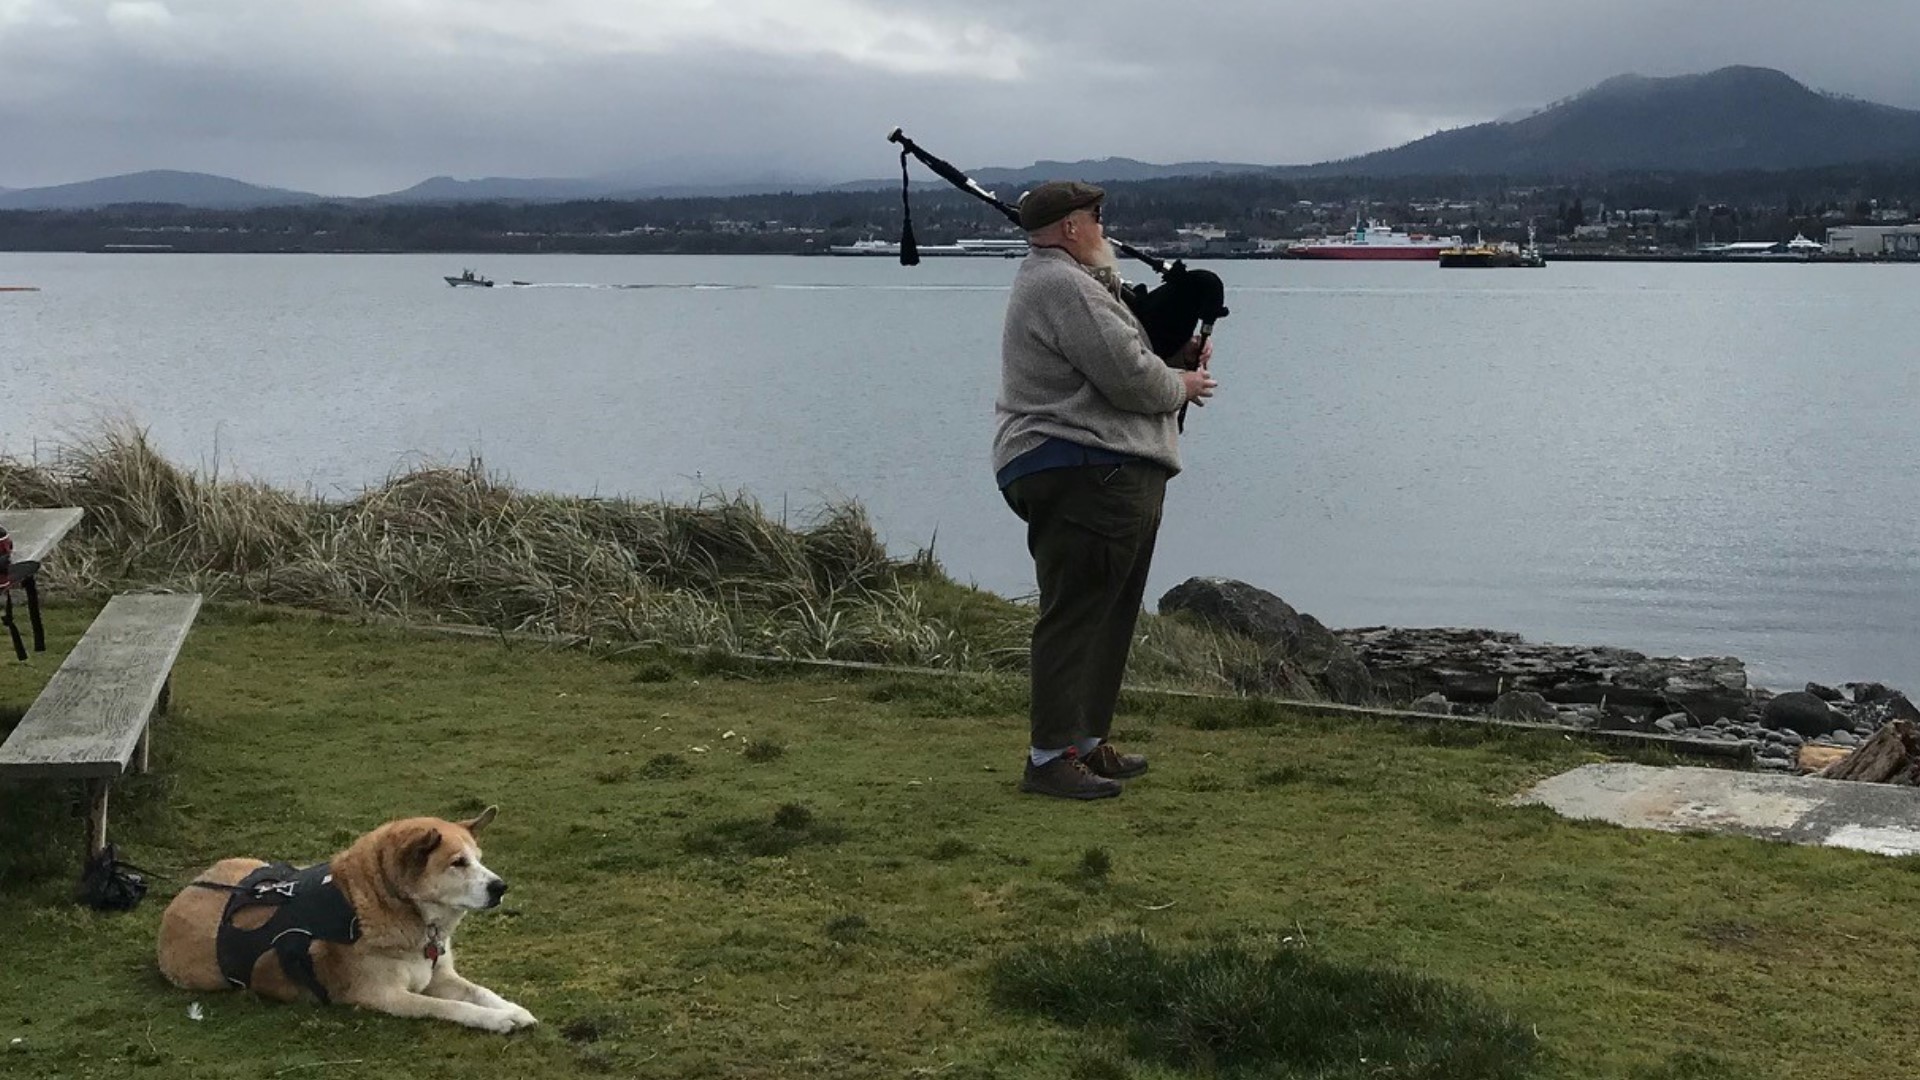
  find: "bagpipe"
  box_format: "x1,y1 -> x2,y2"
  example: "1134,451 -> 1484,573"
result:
888,129 -> 1227,422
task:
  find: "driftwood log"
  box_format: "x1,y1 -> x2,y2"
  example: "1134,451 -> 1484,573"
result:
1816,720 -> 1920,784
1797,745 -> 1852,774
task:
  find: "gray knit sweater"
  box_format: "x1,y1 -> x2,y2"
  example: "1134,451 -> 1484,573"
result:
992,247 -> 1187,477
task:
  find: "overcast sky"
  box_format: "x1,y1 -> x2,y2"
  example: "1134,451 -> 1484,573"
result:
3,0 -> 1919,196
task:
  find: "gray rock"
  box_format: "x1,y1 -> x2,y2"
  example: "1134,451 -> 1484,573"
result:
1654,717 -> 1677,733
1491,691 -> 1557,722
1656,711 -> 1693,730
1886,693 -> 1920,723
1845,682 -> 1896,705
1159,577 -> 1374,703
1333,625 -> 1751,720
1763,691 -> 1845,738
1411,692 -> 1452,716
1321,655 -> 1377,707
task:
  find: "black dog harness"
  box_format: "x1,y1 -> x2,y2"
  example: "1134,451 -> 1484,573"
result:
190,862 -> 362,1003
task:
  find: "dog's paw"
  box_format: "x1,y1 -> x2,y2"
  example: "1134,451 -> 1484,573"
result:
472,1009 -> 523,1035
466,1006 -> 533,1030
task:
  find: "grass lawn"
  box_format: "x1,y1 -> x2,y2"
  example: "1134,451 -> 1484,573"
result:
2,600 -> 1916,1079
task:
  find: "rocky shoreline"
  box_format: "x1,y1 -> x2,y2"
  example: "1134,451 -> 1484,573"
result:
1158,577 -> 1919,772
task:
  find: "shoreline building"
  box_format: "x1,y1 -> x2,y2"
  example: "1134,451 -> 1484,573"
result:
1824,224 -> 1920,256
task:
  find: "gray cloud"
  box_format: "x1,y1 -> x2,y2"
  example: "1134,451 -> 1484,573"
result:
2,0 -> 1918,195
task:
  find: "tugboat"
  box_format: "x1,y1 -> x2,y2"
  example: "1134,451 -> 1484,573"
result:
444,269 -> 494,287
1516,224 -> 1546,267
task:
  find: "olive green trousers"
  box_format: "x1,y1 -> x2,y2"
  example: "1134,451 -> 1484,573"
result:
1002,462 -> 1167,751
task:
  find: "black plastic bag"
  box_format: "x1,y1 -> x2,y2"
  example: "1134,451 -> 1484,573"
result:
78,844 -> 151,911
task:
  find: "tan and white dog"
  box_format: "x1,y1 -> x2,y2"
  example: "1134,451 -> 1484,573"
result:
157,807 -> 537,1033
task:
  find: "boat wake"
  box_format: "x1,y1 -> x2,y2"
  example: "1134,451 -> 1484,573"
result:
502,281 -> 741,290
494,282 -> 1007,292
763,284 -> 1007,292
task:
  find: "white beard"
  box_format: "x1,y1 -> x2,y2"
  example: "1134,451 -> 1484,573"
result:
1081,240 -> 1127,298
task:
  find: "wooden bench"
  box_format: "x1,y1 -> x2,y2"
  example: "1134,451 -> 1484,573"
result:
0,592 -> 202,856
3,507 -> 83,583
1,507 -> 84,657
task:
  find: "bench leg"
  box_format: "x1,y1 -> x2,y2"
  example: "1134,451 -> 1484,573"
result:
137,675 -> 172,774
85,780 -> 110,858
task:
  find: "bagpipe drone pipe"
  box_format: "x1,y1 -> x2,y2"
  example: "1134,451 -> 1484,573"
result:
887,129 -> 1228,404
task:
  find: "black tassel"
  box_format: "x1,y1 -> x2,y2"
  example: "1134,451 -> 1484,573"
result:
899,219 -> 919,266
898,149 -> 920,266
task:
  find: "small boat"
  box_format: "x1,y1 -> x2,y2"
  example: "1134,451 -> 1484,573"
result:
1517,224 -> 1546,267
0,285 -> 40,292
445,269 -> 493,287
1701,233 -> 1826,261
952,238 -> 1030,258
827,239 -> 900,256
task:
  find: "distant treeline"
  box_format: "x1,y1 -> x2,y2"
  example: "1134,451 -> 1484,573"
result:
4,162 -> 1918,253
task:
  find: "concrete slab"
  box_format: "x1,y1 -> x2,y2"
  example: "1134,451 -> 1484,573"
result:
1515,764 -> 1920,856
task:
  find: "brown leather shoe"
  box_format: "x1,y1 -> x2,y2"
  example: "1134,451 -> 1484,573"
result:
1082,743 -> 1148,780
1020,753 -> 1122,800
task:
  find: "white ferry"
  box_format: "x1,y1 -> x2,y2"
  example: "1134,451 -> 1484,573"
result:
827,238 -> 1027,257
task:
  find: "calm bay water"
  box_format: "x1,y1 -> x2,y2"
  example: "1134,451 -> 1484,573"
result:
2,251 -> 1916,690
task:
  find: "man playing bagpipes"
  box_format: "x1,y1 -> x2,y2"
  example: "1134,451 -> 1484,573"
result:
994,181 -> 1219,799
887,130 -> 1230,800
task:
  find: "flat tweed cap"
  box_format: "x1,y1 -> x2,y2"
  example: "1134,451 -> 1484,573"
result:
1018,181 -> 1105,231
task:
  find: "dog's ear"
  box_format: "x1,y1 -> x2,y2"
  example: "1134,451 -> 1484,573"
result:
460,806 -> 498,836
403,824 -> 444,873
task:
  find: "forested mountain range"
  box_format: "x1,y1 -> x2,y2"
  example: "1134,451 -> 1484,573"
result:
5,157 -> 1916,255
1312,66 -> 1920,176
7,67 -> 1919,214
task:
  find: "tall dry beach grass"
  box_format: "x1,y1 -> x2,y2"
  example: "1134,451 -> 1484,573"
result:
0,427 -> 1273,692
